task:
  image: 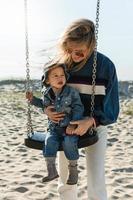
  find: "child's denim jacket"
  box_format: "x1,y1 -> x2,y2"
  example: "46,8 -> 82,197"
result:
31,85 -> 84,128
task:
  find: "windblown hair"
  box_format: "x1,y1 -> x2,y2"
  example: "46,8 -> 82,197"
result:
57,19 -> 96,70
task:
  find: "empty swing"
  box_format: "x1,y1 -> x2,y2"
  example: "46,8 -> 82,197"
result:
24,0 -> 100,150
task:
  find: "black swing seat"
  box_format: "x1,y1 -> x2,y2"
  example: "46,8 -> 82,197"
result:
24,130 -> 98,150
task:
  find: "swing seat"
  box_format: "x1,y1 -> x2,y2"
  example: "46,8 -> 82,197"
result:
24,130 -> 98,150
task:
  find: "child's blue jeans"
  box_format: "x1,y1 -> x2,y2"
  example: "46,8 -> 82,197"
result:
43,127 -> 79,160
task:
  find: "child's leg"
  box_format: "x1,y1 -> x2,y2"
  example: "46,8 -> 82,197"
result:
63,135 -> 79,160
43,131 -> 59,157
63,135 -> 79,185
67,160 -> 78,185
42,131 -> 59,182
42,157 -> 59,182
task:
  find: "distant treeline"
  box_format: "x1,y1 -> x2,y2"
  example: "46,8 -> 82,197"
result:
0,79 -> 26,86
0,79 -> 133,97
0,79 -> 132,85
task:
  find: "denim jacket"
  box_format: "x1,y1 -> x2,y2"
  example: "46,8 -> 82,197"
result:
31,85 -> 84,128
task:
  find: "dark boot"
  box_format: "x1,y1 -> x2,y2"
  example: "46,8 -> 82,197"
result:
42,157 -> 59,182
67,160 -> 78,185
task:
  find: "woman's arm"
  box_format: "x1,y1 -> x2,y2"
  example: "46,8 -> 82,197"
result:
94,64 -> 119,125
69,117 -> 95,136
44,106 -> 66,123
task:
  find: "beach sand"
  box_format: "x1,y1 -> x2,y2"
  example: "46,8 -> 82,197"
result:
0,85 -> 133,200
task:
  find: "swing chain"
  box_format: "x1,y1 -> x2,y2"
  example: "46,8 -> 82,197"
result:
24,0 -> 100,137
90,0 -> 100,134
24,0 -> 33,136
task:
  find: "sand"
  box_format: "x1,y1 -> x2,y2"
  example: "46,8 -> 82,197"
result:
0,86 -> 133,200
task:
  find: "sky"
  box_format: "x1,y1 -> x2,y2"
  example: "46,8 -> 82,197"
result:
0,0 -> 133,80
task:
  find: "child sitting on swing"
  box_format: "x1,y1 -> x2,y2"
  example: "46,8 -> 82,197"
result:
26,63 -> 84,185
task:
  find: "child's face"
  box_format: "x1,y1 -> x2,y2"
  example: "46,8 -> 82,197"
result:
46,67 -> 66,90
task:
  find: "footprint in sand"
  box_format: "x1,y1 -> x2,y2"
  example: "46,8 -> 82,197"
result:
14,186 -> 29,193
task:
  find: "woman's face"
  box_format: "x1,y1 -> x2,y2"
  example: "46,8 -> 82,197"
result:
66,41 -> 89,63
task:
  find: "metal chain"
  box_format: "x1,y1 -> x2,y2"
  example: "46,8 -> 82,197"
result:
24,0 -> 33,136
24,0 -> 100,136
90,0 -> 100,134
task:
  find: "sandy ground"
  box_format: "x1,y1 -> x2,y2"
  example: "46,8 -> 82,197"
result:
0,89 -> 133,200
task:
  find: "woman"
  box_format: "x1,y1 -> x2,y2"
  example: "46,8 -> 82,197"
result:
44,19 -> 119,200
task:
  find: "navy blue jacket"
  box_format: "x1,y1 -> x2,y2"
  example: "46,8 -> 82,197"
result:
67,52 -> 119,126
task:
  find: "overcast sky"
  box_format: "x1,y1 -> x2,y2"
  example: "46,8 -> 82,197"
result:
0,0 -> 133,80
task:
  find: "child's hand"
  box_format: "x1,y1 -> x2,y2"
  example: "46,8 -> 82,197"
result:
66,124 -> 77,135
26,91 -> 33,101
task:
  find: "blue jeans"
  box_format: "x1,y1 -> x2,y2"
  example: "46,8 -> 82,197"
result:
43,127 -> 79,160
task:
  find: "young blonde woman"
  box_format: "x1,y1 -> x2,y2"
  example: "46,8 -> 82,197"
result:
44,19 -> 119,200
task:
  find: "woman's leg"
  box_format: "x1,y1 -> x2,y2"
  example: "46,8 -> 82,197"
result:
57,151 -> 78,200
85,126 -> 107,200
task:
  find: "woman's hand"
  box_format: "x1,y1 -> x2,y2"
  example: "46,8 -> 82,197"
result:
26,91 -> 33,102
66,124 -> 77,135
44,105 -> 65,123
69,117 -> 95,136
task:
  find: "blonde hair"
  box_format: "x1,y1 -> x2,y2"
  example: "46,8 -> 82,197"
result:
57,18 -> 96,70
